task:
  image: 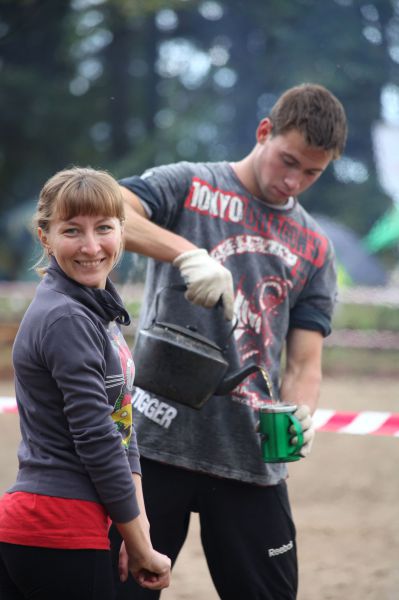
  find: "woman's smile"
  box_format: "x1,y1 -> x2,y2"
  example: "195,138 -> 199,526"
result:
39,214 -> 123,288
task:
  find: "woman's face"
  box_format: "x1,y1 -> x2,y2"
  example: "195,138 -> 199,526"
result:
39,213 -> 123,288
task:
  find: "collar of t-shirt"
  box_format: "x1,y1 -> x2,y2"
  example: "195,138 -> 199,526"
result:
263,196 -> 295,211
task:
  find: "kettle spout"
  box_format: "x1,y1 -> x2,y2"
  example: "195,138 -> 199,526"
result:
215,364 -> 260,396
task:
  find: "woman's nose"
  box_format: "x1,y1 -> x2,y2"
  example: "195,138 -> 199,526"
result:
81,233 -> 101,254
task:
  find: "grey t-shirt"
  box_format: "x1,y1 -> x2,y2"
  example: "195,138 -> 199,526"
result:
120,161 -> 336,486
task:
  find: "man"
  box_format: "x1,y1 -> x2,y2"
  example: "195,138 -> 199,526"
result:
111,83 -> 347,599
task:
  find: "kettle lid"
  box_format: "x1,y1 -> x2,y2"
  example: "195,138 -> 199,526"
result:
155,320 -> 223,352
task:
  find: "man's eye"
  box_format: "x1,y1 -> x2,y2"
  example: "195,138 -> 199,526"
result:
283,158 -> 295,167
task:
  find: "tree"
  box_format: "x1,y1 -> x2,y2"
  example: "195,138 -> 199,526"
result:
1,0 -> 398,279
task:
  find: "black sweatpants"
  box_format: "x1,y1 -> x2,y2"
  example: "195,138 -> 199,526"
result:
0,543 -> 114,600
110,457 -> 298,600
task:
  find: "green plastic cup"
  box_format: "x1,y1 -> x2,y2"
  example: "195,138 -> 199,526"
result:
259,404 -> 304,463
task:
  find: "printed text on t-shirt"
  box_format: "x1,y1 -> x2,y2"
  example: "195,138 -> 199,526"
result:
184,178 -> 328,267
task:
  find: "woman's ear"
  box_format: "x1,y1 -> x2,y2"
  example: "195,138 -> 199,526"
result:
38,228 -> 50,253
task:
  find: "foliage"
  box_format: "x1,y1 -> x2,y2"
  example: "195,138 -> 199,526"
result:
333,300 -> 399,331
1,0 -> 399,279
2,283 -> 399,333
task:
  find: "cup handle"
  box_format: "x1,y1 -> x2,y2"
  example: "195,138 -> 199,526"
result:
288,414 -> 303,455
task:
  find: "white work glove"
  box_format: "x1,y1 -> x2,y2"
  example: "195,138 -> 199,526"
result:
290,404 -> 315,458
173,248 -> 234,320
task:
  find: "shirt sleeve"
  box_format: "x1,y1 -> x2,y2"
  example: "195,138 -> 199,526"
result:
289,250 -> 338,337
119,162 -> 193,228
41,314 -> 140,523
127,420 -> 141,475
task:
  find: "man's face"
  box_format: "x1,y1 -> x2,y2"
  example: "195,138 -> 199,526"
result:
252,119 -> 334,205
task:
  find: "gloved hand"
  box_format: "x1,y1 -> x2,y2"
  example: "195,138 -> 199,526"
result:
290,404 -> 315,458
173,248 -> 234,320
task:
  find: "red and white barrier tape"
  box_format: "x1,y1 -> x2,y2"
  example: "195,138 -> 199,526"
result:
0,397 -> 17,414
313,409 -> 399,437
1,397 -> 398,437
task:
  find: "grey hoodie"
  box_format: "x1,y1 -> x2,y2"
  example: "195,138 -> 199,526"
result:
9,258 -> 140,523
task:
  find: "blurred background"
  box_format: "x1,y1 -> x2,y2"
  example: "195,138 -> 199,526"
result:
1,0 -> 399,280
1,3 -> 399,598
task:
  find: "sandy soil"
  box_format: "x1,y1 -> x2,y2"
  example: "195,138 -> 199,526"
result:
1,375 -> 398,600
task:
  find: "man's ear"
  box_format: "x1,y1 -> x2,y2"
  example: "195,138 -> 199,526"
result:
256,118 -> 273,143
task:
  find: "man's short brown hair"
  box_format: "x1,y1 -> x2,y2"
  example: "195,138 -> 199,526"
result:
269,83 -> 347,158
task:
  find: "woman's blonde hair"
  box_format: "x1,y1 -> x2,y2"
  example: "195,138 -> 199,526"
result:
34,166 -> 125,275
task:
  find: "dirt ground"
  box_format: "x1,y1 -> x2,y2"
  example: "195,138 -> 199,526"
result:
1,375 -> 398,600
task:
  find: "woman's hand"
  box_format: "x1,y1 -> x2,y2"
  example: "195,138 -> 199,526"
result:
116,473 -> 171,590
118,541 -> 171,590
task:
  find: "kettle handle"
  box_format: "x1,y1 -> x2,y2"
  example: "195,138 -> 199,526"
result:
221,317 -> 238,350
152,284 -> 237,348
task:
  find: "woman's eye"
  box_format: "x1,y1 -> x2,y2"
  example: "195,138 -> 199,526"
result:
98,224 -> 113,232
64,228 -> 78,235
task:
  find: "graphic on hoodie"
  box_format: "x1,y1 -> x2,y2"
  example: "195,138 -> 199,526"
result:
107,321 -> 135,449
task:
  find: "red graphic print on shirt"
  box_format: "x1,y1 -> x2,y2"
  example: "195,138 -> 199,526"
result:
108,321 -> 135,449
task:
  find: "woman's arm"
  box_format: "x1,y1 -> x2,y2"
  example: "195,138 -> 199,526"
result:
115,473 -> 171,591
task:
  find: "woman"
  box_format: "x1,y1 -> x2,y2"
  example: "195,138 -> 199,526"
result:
0,167 -> 171,599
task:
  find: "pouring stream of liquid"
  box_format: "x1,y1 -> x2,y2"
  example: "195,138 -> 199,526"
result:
259,367 -> 275,402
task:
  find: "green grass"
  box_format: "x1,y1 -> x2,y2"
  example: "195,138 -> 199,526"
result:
3,297 -> 399,332
123,301 -> 142,320
1,291 -> 399,378
322,346 -> 399,377
333,303 -> 399,331
0,298 -> 32,322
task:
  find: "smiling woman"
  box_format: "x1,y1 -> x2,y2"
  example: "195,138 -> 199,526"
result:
0,166 -> 171,600
34,167 -> 126,285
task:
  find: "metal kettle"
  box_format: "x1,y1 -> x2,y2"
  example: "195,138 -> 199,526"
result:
133,285 -> 260,409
